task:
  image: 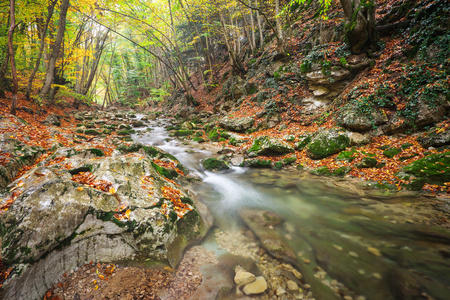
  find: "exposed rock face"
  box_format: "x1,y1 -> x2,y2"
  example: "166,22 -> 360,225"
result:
417,130 -> 450,148
0,146 -> 210,300
44,114 -> 61,126
247,136 -> 295,157
0,135 -> 44,187
305,68 -> 351,100
339,106 -> 388,132
219,117 -> 254,133
305,128 -> 350,159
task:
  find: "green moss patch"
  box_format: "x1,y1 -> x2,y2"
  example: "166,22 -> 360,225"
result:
202,158 -> 230,171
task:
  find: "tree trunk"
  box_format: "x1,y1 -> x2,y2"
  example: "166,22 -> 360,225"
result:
8,0 -> 18,115
340,0 -> 379,54
275,0 -> 283,40
26,0 -> 57,100
39,0 -> 70,98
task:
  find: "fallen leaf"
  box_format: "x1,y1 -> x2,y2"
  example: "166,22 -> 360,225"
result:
77,187 -> 84,191
109,187 -> 116,194
17,180 -> 24,187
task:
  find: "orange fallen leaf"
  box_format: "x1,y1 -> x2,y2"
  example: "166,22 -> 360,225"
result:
77,187 -> 84,191
109,187 -> 116,194
17,180 -> 24,187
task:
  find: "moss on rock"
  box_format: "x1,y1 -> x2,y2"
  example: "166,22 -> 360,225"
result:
306,129 -> 350,160
202,158 -> 230,171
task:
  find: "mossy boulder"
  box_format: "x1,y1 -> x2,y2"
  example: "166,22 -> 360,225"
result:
118,124 -> 132,130
219,116 -> 254,133
202,158 -> 230,171
295,134 -> 313,150
383,147 -> 402,158
247,136 -> 295,157
332,166 -> 352,177
335,149 -> 357,162
0,146 -> 210,300
310,166 -> 331,176
242,158 -> 273,168
305,128 -> 350,160
339,105 -> 388,132
356,157 -> 378,168
396,152 -> 450,190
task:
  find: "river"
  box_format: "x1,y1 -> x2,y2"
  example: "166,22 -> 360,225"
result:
133,118 -> 450,300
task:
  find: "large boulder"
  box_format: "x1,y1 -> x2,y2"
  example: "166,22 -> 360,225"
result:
0,147 -> 210,300
0,135 -> 44,187
339,105 -> 388,132
305,128 -> 350,159
219,117 -> 254,133
247,136 -> 294,157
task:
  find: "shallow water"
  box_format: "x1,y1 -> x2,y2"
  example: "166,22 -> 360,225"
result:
133,119 -> 450,300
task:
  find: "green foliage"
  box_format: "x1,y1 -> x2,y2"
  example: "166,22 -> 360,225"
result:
202,158 -> 229,171
382,148 -> 402,158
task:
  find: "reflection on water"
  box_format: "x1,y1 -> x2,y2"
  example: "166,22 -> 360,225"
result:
134,119 -> 450,300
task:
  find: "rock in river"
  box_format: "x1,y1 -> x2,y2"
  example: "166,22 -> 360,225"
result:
0,145 -> 211,300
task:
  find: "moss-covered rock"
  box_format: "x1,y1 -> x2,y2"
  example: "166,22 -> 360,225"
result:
243,158 -> 273,168
310,166 -> 331,176
417,130 -> 450,148
383,147 -> 402,158
332,166 -> 352,177
356,157 -> 378,168
202,158 -> 230,171
171,130 -> 193,137
84,129 -> 101,136
396,152 -> 450,190
295,134 -> 313,150
306,128 -> 350,160
335,149 -> 358,162
247,136 -> 295,157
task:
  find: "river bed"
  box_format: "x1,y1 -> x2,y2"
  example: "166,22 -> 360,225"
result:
132,119 -> 450,300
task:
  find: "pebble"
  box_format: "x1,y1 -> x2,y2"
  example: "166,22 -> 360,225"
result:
303,258 -> 310,264
276,287 -> 287,295
331,279 -> 338,286
234,266 -> 256,286
344,296 -> 352,300
367,247 -> 381,256
349,251 -> 359,258
243,276 -> 268,295
292,269 -> 302,279
333,244 -> 343,251
287,280 -> 299,291
372,273 -> 382,279
304,284 -> 311,289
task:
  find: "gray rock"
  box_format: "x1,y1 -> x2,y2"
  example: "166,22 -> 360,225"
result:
0,135 -> 44,187
339,106 -> 388,132
0,148 -> 211,300
417,130 -> 450,148
243,276 -> 267,295
44,114 -> 61,126
219,117 -> 254,133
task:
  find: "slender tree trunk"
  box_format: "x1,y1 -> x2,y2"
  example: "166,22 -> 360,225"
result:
8,0 -> 18,115
82,30 -> 109,95
248,0 -> 256,51
26,0 -> 57,100
39,0 -> 70,98
275,0 -> 283,40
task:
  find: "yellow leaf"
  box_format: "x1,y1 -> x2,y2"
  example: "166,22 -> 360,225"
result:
77,187 -> 84,191
17,181 -> 24,187
125,209 -> 131,219
109,187 -> 116,194
93,280 -> 97,284
94,285 -> 99,290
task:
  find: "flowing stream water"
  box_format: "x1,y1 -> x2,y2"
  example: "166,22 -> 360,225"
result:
133,118 -> 450,300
